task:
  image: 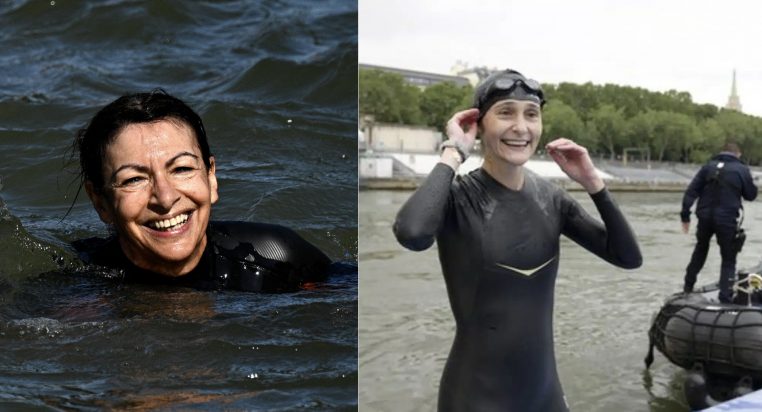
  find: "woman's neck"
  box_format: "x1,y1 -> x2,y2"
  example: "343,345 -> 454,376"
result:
482,156 -> 524,191
119,235 -> 208,278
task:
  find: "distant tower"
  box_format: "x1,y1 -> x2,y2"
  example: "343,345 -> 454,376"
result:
726,69 -> 742,112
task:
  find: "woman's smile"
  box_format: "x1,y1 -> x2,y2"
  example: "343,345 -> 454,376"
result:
145,211 -> 193,236
500,138 -> 532,148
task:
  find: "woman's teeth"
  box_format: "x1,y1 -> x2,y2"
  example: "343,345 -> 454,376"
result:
150,213 -> 189,230
502,140 -> 530,147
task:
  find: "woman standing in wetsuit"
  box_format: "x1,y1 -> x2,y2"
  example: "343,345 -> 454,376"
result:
393,69 -> 642,411
73,90 -> 330,292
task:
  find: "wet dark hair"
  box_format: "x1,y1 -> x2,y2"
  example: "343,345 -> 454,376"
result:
75,89 -> 212,194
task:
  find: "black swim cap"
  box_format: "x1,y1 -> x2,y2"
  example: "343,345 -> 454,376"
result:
473,69 -> 546,120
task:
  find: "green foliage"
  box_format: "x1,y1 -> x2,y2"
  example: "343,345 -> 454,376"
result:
656,111 -> 700,162
588,104 -> 628,160
552,82 -> 600,121
686,118 -> 722,163
359,68 -> 762,165
693,104 -> 719,120
420,82 -> 474,132
542,100 -> 588,147
359,70 -> 423,125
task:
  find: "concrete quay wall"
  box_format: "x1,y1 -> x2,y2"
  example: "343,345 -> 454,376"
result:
360,152 -> 699,192
360,176 -> 688,192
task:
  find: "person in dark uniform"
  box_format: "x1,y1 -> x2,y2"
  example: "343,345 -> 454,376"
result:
73,90 -> 330,292
393,69 -> 642,412
680,142 -> 757,302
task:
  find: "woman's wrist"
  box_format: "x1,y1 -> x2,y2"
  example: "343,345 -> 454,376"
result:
583,176 -> 605,194
440,147 -> 463,171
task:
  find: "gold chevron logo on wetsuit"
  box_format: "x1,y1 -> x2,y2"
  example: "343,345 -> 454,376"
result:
495,256 -> 556,277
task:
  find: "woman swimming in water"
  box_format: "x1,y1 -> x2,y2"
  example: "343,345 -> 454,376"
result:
393,69 -> 642,411
73,90 -> 330,292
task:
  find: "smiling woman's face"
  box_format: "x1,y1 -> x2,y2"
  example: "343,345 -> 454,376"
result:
480,99 -> 543,167
86,119 -> 218,276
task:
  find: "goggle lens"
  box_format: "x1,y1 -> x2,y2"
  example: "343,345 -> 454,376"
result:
489,77 -> 543,101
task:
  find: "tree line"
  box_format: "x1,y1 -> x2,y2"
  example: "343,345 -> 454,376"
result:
360,68 -> 762,165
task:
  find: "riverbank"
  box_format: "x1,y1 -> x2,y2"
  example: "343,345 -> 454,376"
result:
360,177 -> 688,192
359,152 -> 696,192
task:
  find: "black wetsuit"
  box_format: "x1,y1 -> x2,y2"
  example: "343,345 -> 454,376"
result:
73,221 -> 331,292
393,164 -> 641,412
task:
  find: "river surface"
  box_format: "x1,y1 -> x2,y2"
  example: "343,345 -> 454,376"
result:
0,1 -> 357,410
359,189 -> 762,412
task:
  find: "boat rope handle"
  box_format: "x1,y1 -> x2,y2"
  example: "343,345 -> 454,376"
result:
732,273 -> 762,306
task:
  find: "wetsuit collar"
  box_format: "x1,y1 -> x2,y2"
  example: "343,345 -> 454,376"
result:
88,233 -> 217,288
475,167 -> 532,195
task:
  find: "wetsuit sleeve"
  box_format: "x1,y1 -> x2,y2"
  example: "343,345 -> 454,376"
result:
211,221 -> 331,288
741,166 -> 758,201
562,188 -> 642,269
681,166 -> 709,222
393,163 -> 454,251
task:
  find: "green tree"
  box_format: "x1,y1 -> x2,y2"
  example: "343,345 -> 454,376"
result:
553,82 -> 599,121
626,111 -> 656,159
715,109 -> 755,145
689,118 -> 723,163
357,67 -> 762,165
664,112 -> 701,162
746,120 -> 762,164
636,111 -> 699,162
359,69 -> 423,124
419,82 -> 473,132
598,84 -> 647,118
588,104 -> 628,160
541,100 -> 589,147
693,103 -> 719,120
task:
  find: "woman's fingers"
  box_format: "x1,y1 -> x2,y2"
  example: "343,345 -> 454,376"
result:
546,138 -> 584,154
547,138 -> 596,171
453,108 -> 480,121
446,108 -> 480,143
447,109 -> 478,129
547,140 -> 591,166
548,150 -> 566,163
545,137 -> 573,149
546,138 -> 603,193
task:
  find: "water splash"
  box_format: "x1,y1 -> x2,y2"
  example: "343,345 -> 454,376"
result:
0,195 -> 79,281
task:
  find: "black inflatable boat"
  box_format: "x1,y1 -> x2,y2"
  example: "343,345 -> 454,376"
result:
646,268 -> 762,409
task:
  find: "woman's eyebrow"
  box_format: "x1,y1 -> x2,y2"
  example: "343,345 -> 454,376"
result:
493,102 -> 540,111
492,102 -> 514,110
110,152 -> 199,181
166,152 -> 200,166
111,164 -> 150,181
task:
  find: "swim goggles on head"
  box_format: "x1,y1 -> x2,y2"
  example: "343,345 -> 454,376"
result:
475,73 -> 546,115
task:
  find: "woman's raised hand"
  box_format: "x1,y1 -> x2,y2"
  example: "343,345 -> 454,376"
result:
440,109 -> 480,169
545,138 -> 605,194
445,108 -> 480,148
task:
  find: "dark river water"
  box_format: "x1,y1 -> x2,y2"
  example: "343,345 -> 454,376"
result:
0,1 -> 357,410
359,189 -> 762,412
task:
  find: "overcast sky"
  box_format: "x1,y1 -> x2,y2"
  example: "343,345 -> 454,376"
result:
359,0 -> 762,117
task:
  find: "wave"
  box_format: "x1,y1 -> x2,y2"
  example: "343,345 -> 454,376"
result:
0,196 -> 78,281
